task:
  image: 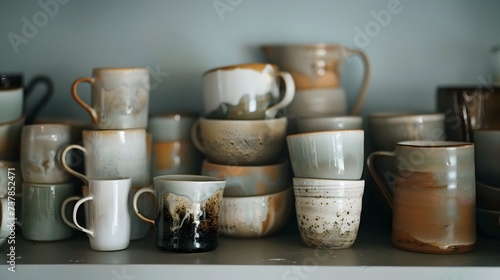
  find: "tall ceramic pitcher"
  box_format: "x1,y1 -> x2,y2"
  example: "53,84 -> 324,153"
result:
262,44 -> 370,116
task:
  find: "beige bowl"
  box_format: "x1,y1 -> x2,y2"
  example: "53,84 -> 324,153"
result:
201,159 -> 291,197
191,117 -> 288,165
476,181 -> 500,211
219,187 -> 293,238
476,208 -> 500,239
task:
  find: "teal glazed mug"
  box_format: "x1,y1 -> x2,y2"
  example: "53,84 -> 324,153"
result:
133,175 -> 226,253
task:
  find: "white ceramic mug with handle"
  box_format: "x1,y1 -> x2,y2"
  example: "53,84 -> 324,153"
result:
72,177 -> 132,251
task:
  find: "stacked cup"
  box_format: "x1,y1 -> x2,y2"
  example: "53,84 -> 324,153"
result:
59,68 -> 152,250
287,129 -> 365,249
193,63 -> 295,238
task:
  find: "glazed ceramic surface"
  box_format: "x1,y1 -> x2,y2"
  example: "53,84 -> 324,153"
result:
368,112 -> 445,151
476,181 -> 500,211
296,116 -> 363,133
21,182 -> 76,241
261,44 -> 370,115
367,140 -> 476,254
0,88 -> 23,123
286,130 -> 364,180
202,63 -> 295,120
72,178 -> 131,251
219,187 -> 293,238
134,175 -> 226,253
20,124 -> 76,183
285,87 -> 348,117
473,130 -> 500,187
201,159 -> 291,197
293,178 -> 364,249
0,114 -> 25,160
152,140 -> 202,177
72,68 -> 149,129
61,129 -> 148,186
191,117 -> 288,165
148,112 -> 198,141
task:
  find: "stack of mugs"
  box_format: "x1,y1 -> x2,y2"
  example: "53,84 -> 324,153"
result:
58,67 -> 153,251
287,129 -> 365,249
193,63 -> 295,238
261,44 -> 370,134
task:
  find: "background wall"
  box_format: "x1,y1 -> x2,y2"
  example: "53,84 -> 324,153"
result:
1,0 -> 499,122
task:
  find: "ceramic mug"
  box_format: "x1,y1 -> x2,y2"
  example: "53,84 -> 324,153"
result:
71,68 -> 150,129
72,178 -> 131,251
191,117 -> 288,165
0,114 -> 25,160
0,88 -> 23,124
148,112 -> 199,142
296,116 -> 363,133
293,178 -> 365,249
202,63 -> 295,120
152,140 -> 202,176
286,130 -> 364,179
20,124 -> 76,184
19,182 -> 77,241
61,129 -> 149,186
367,140 -> 476,254
134,175 -> 226,253
0,73 -> 54,124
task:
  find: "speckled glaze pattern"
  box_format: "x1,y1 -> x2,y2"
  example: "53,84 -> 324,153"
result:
201,159 -> 291,197
192,117 -> 288,165
286,130 -> 364,179
219,187 -> 293,238
293,178 -> 365,249
0,114 -> 25,160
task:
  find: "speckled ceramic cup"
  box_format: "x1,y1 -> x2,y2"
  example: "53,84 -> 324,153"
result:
134,175 -> 226,253
287,130 -> 364,179
191,117 -> 288,165
293,178 -> 365,249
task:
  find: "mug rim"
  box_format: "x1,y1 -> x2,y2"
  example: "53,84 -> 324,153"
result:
82,128 -> 146,133
202,157 -> 289,169
148,111 -> 199,120
92,67 -> 148,72
153,174 -> 225,184
286,129 -> 364,138
199,116 -> 287,123
369,112 -> 444,120
262,43 -> 349,50
203,63 -> 278,76
396,140 -> 473,148
0,113 -> 25,126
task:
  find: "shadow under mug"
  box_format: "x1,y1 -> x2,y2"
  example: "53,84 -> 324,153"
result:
0,73 -> 53,124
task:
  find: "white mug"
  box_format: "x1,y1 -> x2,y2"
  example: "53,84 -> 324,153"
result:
61,129 -> 149,186
0,88 -> 23,123
71,68 -> 150,129
72,178 -> 132,251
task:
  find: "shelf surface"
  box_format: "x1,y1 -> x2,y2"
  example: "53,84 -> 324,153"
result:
1,214 -> 499,280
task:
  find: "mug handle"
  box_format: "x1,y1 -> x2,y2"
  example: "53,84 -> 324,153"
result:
61,144 -> 89,185
72,77 -> 98,123
366,151 -> 395,210
190,119 -> 206,154
265,72 -> 296,119
61,196 -> 81,230
24,75 -> 54,124
73,196 -> 94,237
133,187 -> 156,225
344,47 -> 371,116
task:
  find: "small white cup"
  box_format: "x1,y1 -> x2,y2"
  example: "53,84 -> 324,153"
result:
72,178 -> 131,251
0,88 -> 23,123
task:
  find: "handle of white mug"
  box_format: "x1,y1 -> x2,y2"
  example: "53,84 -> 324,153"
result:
345,47 -> 371,116
72,77 -> 98,123
61,196 -> 81,230
73,196 -> 94,237
133,187 -> 156,225
366,151 -> 394,210
61,144 -> 89,185
190,119 -> 206,154
265,72 -> 296,119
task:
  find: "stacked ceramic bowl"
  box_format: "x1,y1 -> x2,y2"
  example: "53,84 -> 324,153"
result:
287,129 -> 365,249
193,62 -> 296,238
473,130 -> 500,239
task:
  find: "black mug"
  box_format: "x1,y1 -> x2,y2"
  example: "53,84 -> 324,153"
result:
0,73 -> 54,124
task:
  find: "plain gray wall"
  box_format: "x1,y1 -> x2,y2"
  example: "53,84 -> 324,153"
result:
1,0 -> 499,123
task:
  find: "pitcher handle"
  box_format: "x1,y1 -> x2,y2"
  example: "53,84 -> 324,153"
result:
133,187 -> 156,225
61,196 -> 81,230
61,144 -> 89,185
366,150 -> 394,210
345,47 -> 371,116
265,72 -> 296,119
72,77 -> 98,123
